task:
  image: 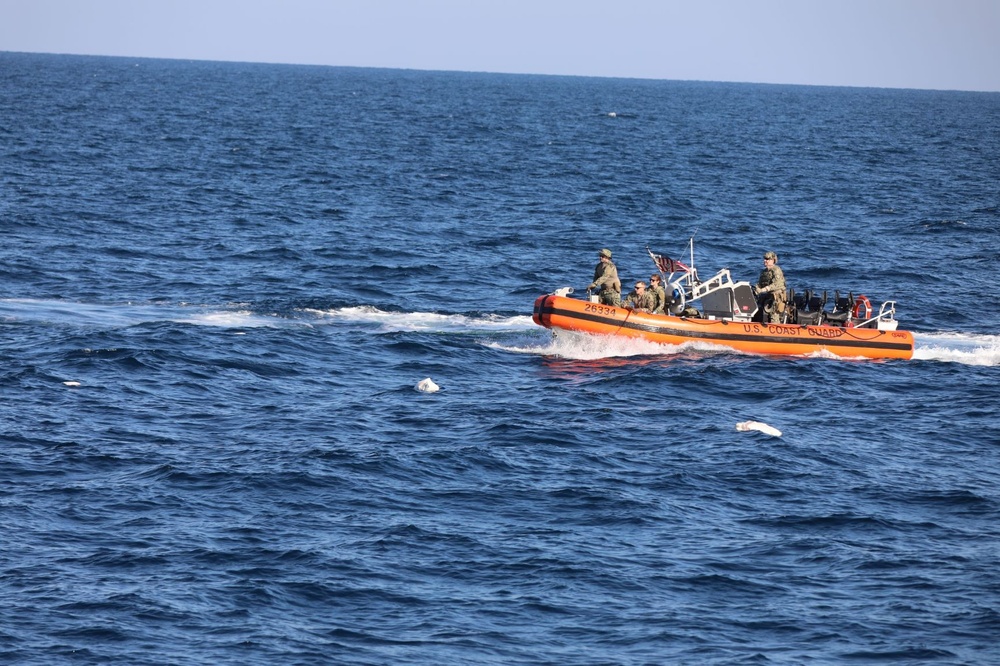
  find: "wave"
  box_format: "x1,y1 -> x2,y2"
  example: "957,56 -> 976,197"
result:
171,310 -> 294,329
0,298 -> 294,330
10,298 -> 996,367
2,300 -> 535,334
304,306 -> 536,333
492,329 -> 735,361
913,332 -> 1000,366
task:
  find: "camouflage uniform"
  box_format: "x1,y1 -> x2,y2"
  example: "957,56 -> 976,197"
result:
589,249 -> 621,306
623,284 -> 656,312
756,251 -> 787,323
648,278 -> 667,314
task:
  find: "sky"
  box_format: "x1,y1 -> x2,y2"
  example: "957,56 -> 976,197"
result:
2,0 -> 999,92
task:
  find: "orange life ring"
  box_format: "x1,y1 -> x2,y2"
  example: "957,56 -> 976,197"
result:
852,295 -> 872,320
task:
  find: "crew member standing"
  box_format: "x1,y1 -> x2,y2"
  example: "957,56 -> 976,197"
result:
755,251 -> 787,323
588,248 -> 621,306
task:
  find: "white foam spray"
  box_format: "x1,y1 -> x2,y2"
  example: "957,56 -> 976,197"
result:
309,306 -> 535,334
493,329 -> 736,361
0,298 -> 292,329
913,332 -> 1000,366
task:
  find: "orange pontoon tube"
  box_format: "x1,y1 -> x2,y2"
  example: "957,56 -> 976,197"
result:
532,241 -> 914,361
533,294 -> 914,360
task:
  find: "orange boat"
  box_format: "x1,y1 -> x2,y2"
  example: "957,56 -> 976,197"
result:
532,245 -> 914,360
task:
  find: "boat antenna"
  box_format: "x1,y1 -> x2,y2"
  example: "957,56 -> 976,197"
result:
688,236 -> 696,281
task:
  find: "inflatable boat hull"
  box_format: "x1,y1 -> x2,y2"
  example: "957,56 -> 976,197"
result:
532,294 -> 914,360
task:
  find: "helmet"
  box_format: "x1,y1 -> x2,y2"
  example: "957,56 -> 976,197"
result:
599,248 -> 612,258
763,251 -> 777,261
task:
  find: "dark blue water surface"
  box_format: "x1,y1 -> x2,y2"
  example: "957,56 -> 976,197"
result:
2,52 -> 1000,665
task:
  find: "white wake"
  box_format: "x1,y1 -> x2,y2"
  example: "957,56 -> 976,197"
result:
491,329 -> 729,360
307,306 -> 536,333
0,298 -> 292,329
913,332 -> 1000,366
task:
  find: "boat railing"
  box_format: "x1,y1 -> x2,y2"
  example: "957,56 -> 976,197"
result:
855,300 -> 898,330
687,269 -> 758,321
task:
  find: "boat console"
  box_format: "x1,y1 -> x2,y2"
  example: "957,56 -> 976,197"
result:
677,268 -> 758,322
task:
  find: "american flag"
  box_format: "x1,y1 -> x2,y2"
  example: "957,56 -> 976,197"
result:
648,248 -> 690,275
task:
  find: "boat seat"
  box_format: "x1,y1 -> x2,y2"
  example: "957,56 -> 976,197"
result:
832,291 -> 854,313
789,288 -> 824,325
792,289 -> 809,312
796,310 -> 824,326
824,311 -> 850,325
807,290 -> 827,312
824,291 -> 853,326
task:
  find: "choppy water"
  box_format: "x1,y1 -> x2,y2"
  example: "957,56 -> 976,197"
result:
2,52 -> 1000,664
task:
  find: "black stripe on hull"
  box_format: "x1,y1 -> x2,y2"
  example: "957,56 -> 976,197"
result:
539,303 -> 912,353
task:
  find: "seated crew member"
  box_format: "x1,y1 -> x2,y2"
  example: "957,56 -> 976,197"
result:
755,251 -> 787,323
648,274 -> 666,314
622,281 -> 656,312
587,248 -> 621,306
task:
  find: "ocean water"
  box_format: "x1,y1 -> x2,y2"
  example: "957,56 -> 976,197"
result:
2,52 -> 1000,665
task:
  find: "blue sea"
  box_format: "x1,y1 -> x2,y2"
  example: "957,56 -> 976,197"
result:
2,51 -> 999,665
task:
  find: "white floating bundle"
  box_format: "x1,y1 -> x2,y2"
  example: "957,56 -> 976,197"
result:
415,377 -> 440,393
63,381 -> 82,387
736,420 -> 782,437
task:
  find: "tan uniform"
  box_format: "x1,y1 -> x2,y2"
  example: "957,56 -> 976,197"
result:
590,260 -> 621,306
623,288 -> 655,312
756,264 -> 787,323
648,283 -> 666,314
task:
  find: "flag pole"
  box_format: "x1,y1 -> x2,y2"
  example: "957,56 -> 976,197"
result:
646,246 -> 668,285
